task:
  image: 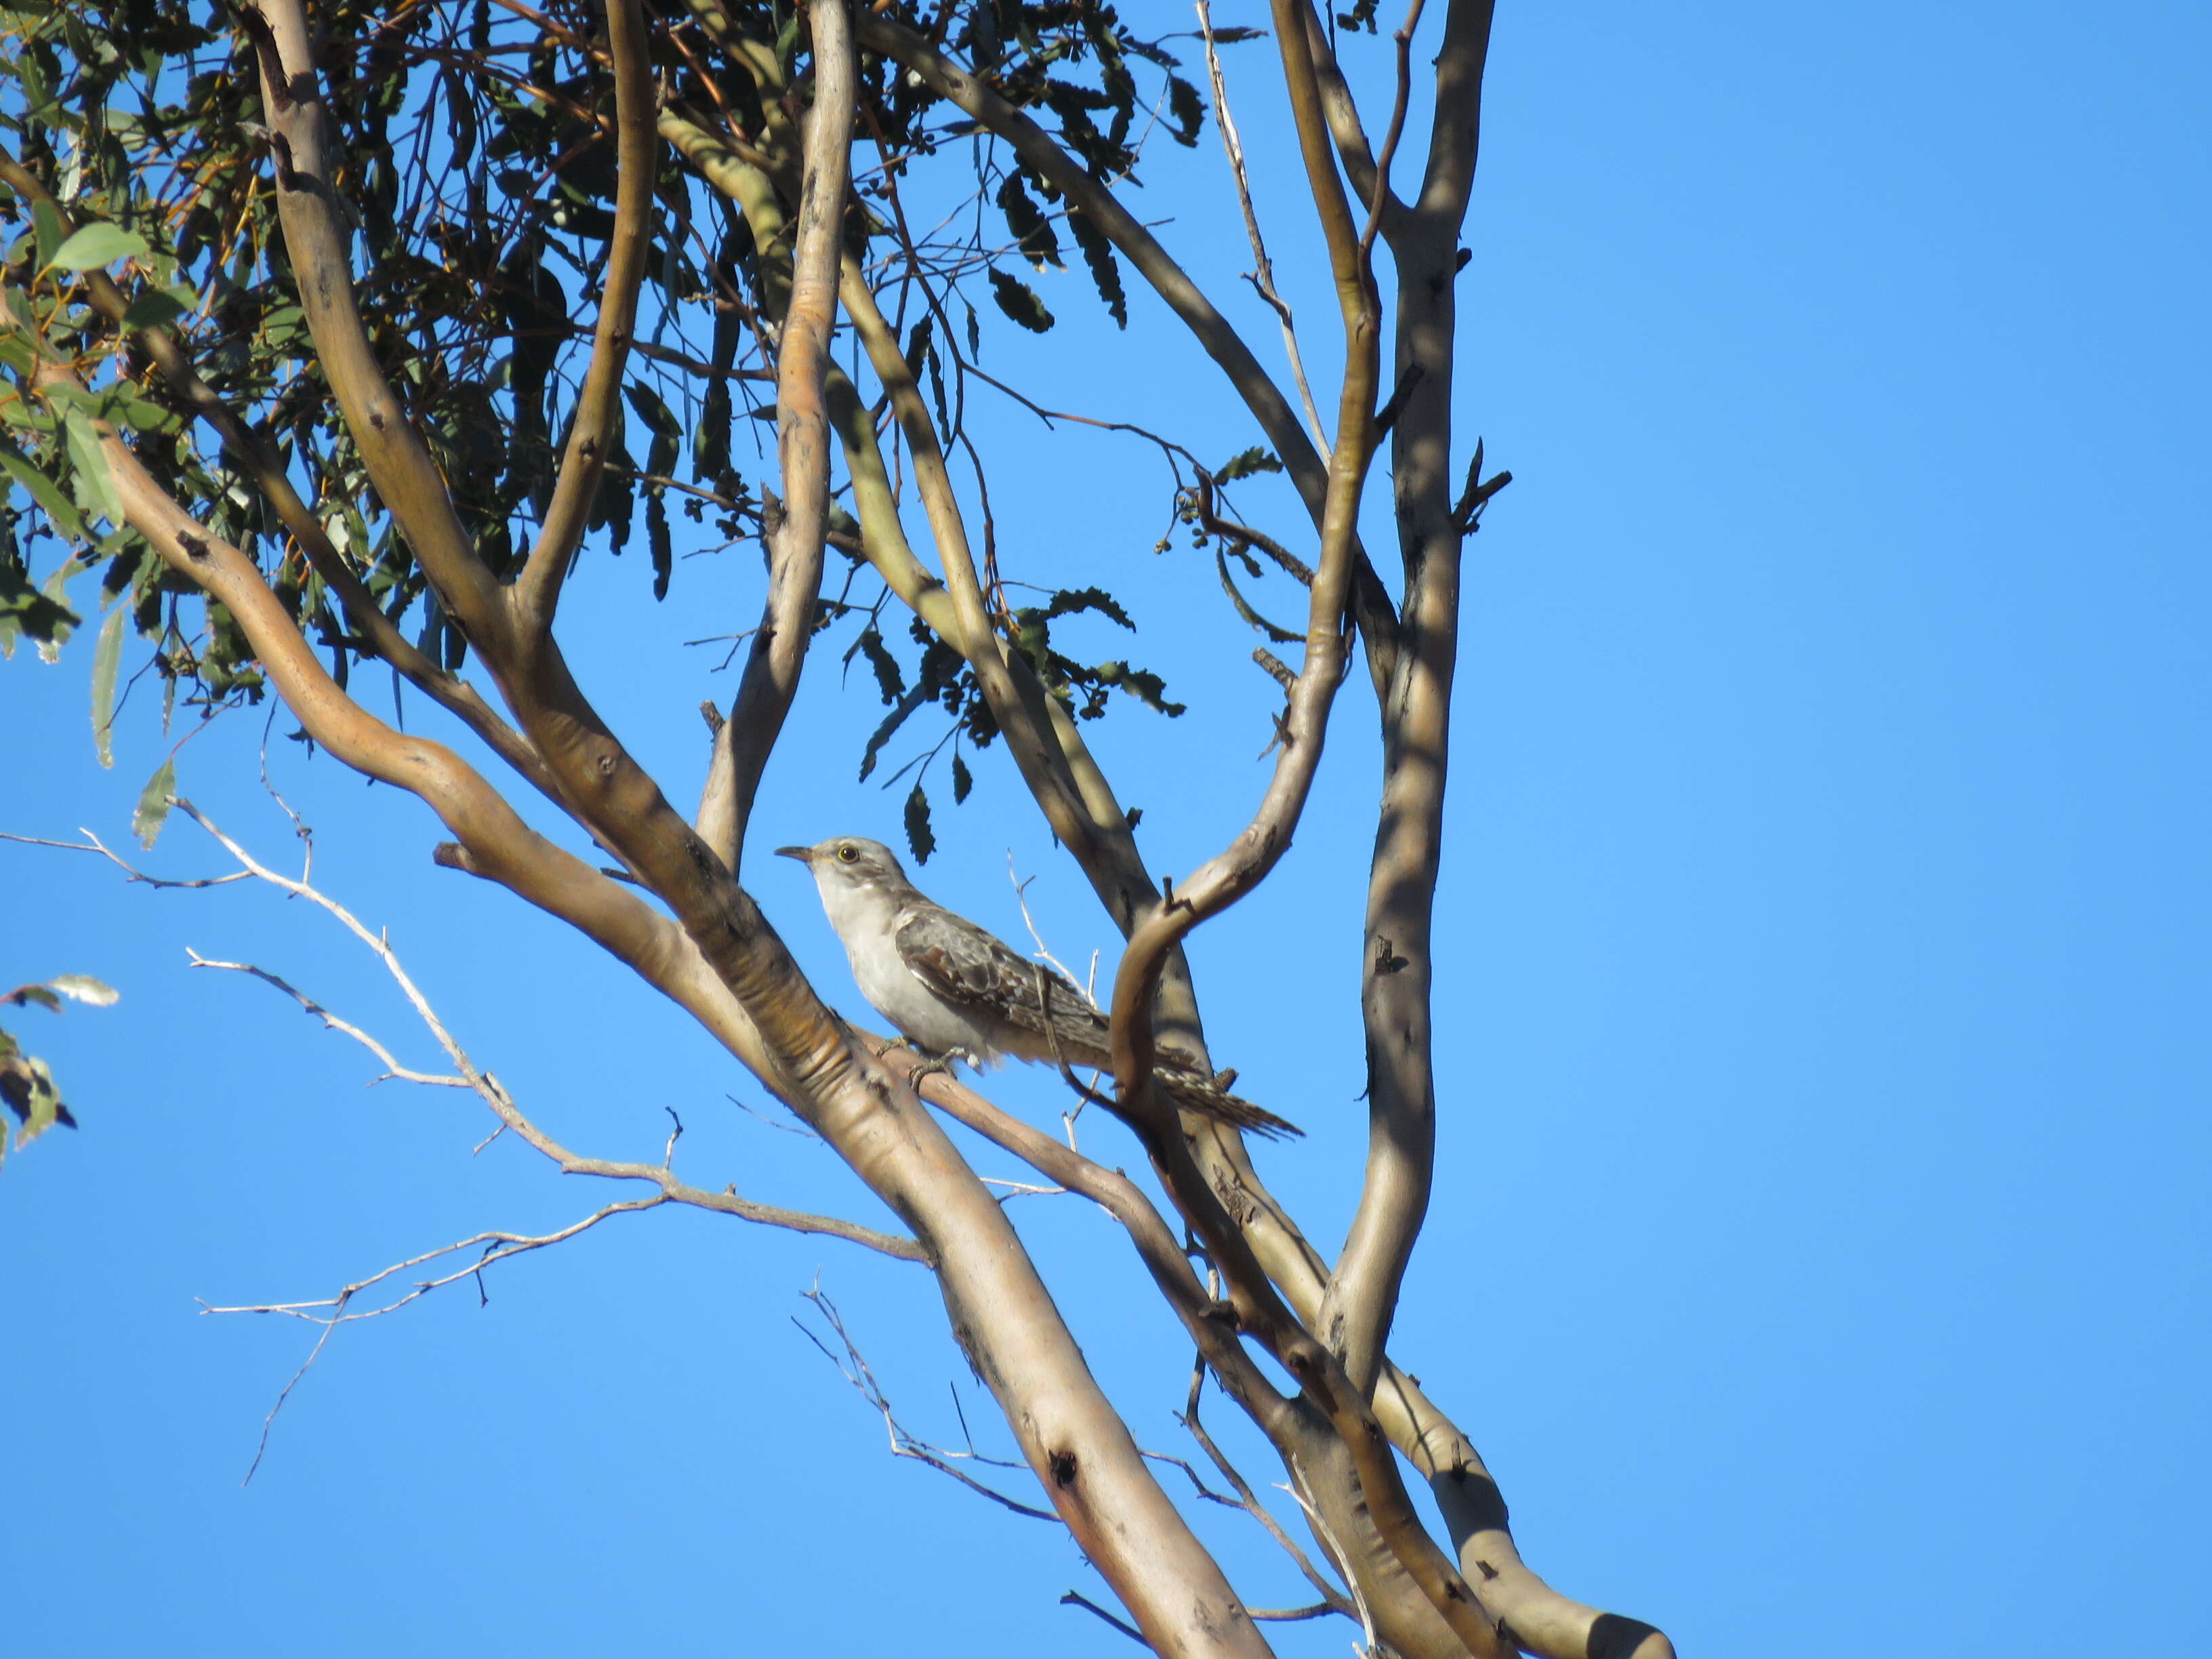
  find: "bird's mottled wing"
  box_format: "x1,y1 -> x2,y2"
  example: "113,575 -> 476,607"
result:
893,904 -> 1300,1139
893,905 -> 1109,1063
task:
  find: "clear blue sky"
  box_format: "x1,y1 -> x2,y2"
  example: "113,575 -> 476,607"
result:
5,4 -> 2207,1656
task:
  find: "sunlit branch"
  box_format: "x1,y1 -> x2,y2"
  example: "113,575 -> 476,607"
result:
514,0 -> 656,628
703,0 -> 855,876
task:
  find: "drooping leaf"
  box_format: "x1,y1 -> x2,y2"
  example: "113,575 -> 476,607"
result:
1090,661 -> 1186,717
1166,75 -> 1205,147
28,199 -> 64,268
90,605 -> 124,766
1044,586 -> 1136,630
62,409 -> 123,527
47,222 -> 150,272
0,561 -> 80,659
1216,548 -> 1302,644
0,976 -> 112,1162
853,626 -> 905,704
119,288 -> 189,331
43,976 -> 119,1007
623,380 -> 681,478
1067,207 -> 1128,328
996,171 -> 1063,270
951,752 -> 972,804
1216,447 -> 1283,483
35,559 -> 81,661
131,754 -> 176,848
0,1041 -> 66,1152
858,682 -> 927,781
0,443 -> 87,544
987,268 -> 1054,334
647,489 -> 672,600
903,780 -> 936,865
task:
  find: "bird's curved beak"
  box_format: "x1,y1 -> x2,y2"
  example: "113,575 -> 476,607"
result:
774,845 -> 814,864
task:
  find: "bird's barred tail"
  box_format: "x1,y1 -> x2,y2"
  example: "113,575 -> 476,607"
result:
1157,1067 -> 1302,1140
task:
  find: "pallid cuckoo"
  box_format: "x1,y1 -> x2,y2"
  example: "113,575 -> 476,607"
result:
777,837 -> 1298,1139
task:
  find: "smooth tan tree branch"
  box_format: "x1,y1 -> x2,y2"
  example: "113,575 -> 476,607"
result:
1357,0 -> 1428,266
513,0 -> 657,628
889,1047 -> 1492,1659
240,0 -> 507,645
701,0 -> 855,878
1108,0 -> 1388,1128
1293,1 -> 1393,230
1322,0 -> 1497,1408
1267,0 -> 1372,338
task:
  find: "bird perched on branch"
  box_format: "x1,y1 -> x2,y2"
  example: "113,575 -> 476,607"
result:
777,837 -> 1298,1139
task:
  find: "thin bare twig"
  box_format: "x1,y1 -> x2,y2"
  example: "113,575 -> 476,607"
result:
796,1286 -> 1059,1521
184,949 -> 469,1088
207,1196 -> 665,1483
1283,1469 -> 1380,1654
1006,856 -> 1117,1121
1197,0 -> 1328,451
1060,1591 -> 1150,1647
1006,852 -> 1096,1003
0,827 -> 251,889
726,1090 -> 821,1139
1179,1352 -> 1358,1619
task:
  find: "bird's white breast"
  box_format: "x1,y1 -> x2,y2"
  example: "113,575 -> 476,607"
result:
817,877 -> 1000,1059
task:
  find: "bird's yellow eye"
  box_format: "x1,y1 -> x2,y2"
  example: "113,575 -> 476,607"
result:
836,844 -> 859,864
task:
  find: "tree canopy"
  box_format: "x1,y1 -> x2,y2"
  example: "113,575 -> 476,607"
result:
0,1 -> 1677,1655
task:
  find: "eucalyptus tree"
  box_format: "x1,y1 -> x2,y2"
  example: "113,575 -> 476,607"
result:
0,0 -> 1673,1653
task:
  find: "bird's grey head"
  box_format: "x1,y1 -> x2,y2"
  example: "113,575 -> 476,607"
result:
775,836 -> 909,894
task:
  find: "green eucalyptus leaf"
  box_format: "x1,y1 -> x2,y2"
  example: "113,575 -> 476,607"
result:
119,288 -> 188,331
62,409 -> 123,527
35,558 -> 81,661
0,444 -> 89,542
1216,447 -> 1283,483
131,754 -> 175,848
30,199 -> 63,268
0,562 -> 79,659
90,604 -> 123,766
47,222 -> 150,272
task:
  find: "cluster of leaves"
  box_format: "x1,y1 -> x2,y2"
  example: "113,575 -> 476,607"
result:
1,0 -> 1244,865
0,973 -> 115,1166
839,576 -> 1183,861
